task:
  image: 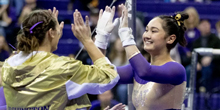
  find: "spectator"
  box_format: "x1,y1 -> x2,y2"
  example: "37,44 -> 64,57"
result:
90,90 -> 120,110
0,0 -> 9,37
187,19 -> 220,92
68,0 -> 98,11
10,0 -> 25,17
0,35 -> 10,61
181,7 -> 201,67
109,38 -> 128,105
18,0 -> 38,25
215,20 -> 220,39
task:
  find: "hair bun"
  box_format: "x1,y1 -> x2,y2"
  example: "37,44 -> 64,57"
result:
172,13 -> 189,26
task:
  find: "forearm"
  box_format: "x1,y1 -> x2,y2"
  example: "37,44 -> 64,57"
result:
124,45 -> 140,59
82,40 -> 105,62
0,5 -> 8,16
98,48 -> 106,55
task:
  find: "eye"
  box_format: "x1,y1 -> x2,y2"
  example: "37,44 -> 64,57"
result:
152,30 -> 158,33
145,29 -> 148,32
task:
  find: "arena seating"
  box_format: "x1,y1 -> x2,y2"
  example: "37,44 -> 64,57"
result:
36,0 -> 220,54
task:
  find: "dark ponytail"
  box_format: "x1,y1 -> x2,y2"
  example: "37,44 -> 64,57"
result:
158,12 -> 189,51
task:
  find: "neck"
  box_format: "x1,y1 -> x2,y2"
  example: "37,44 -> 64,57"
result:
37,43 -> 51,53
150,50 -> 172,65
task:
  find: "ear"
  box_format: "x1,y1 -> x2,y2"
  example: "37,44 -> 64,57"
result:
166,34 -> 176,44
48,28 -> 55,39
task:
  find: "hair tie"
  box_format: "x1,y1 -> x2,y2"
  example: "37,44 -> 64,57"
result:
172,14 -> 183,26
30,21 -> 43,34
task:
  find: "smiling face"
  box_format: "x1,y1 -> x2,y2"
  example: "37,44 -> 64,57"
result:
142,17 -> 168,54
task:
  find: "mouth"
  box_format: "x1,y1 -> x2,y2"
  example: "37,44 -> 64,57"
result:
143,38 -> 153,44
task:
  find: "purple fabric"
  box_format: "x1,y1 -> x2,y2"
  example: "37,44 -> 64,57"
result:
134,72 -> 149,84
116,65 -> 134,84
129,53 -> 186,85
0,87 -> 6,110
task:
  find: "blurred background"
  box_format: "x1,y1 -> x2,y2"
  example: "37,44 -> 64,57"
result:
1,0 -> 220,110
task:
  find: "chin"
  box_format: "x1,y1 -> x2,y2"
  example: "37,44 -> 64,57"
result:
51,47 -> 58,52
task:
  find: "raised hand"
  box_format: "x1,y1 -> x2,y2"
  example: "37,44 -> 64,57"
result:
118,4 -> 136,47
95,6 -> 118,49
118,4 -> 128,28
71,9 -> 92,43
97,6 -> 118,33
48,7 -> 64,38
104,103 -> 126,110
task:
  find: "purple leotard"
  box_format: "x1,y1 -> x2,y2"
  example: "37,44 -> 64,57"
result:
117,53 -> 186,85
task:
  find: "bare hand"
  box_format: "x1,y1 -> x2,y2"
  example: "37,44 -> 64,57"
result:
71,9 -> 91,43
48,7 -> 64,38
104,103 -> 126,110
118,4 -> 128,28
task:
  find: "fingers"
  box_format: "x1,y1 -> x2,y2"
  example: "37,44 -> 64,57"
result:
85,16 -> 89,27
99,9 -> 103,20
60,21 -> 64,30
109,6 -> 116,22
111,103 -> 122,109
71,23 -> 77,38
123,6 -> 128,20
104,106 -> 110,110
85,16 -> 91,32
73,10 -> 78,26
53,7 -> 59,18
73,9 -> 84,26
78,11 -> 84,25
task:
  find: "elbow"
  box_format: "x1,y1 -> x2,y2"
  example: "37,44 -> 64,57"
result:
135,69 -> 150,79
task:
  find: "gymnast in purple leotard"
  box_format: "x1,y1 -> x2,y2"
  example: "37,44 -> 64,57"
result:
116,5 -> 188,110
94,4 -> 189,110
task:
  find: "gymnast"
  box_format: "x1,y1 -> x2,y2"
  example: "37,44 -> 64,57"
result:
0,7 -> 126,110
94,5 -> 188,110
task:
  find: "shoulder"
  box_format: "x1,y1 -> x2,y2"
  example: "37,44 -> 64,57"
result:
163,62 -> 186,85
51,55 -> 82,68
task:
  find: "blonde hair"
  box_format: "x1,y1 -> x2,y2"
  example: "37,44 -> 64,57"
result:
184,7 -> 200,29
109,39 -> 126,65
216,20 -> 220,29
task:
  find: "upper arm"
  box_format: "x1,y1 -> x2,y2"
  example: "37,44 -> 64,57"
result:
116,64 -> 134,84
129,53 -> 186,85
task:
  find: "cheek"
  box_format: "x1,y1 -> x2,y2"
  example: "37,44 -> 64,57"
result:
142,32 -> 147,40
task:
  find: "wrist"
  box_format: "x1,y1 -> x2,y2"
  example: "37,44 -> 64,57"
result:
81,38 -> 94,45
119,27 -> 136,47
94,29 -> 111,49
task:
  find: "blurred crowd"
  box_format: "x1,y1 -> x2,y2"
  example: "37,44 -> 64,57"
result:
1,0 -> 220,109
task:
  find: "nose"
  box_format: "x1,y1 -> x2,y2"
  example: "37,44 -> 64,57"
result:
142,31 -> 151,39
